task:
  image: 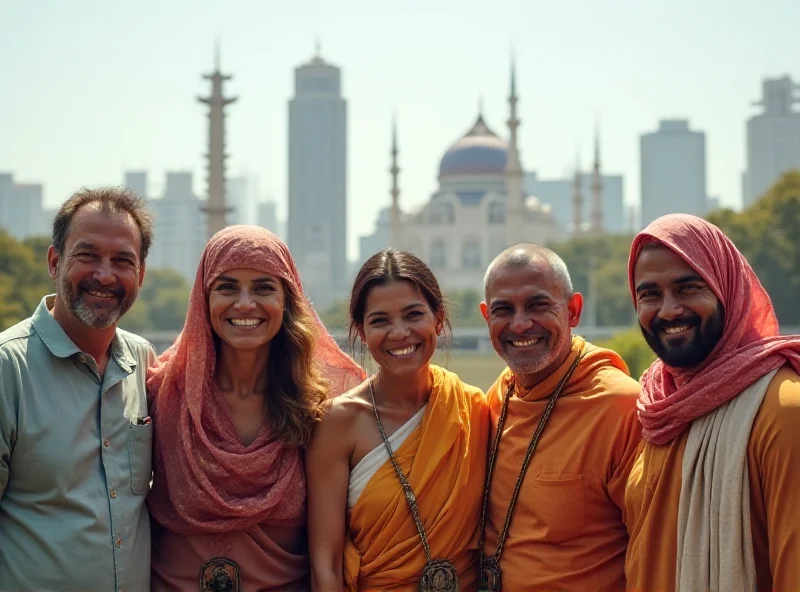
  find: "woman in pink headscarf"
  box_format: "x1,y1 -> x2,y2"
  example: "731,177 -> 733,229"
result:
146,225 -> 364,591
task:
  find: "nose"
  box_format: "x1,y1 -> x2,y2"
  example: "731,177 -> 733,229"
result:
509,310 -> 534,334
387,319 -> 411,340
657,293 -> 685,321
94,259 -> 116,285
234,289 -> 257,312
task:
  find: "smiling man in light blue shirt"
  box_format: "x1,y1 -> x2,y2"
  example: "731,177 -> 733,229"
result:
0,187 -> 156,592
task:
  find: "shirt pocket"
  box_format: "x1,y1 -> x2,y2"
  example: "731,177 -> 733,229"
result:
530,475 -> 586,543
127,423 -> 153,495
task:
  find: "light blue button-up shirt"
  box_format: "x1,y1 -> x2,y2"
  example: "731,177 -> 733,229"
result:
0,295 -> 154,592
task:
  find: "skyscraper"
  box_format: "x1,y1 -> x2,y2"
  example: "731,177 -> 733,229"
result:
287,44 -> 347,303
226,176 -> 250,225
149,172 -> 205,281
742,75 -> 800,207
640,119 -> 707,227
0,173 -> 46,239
124,171 -> 148,199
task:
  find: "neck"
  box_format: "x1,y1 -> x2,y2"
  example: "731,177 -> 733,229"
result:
373,365 -> 432,410
215,342 -> 271,398
50,297 -> 115,362
517,339 -> 574,390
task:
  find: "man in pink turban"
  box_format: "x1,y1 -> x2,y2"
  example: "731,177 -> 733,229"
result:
624,213 -> 800,592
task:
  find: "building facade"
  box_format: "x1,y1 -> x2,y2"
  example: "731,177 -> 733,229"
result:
0,173 -> 46,239
742,75 -> 800,207
361,62 -> 565,292
144,172 -> 205,282
640,119 -> 707,228
526,171 -> 626,234
287,46 -> 348,306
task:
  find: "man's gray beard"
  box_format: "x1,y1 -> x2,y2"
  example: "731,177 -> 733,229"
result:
60,275 -> 131,329
72,298 -> 123,329
504,330 -> 569,378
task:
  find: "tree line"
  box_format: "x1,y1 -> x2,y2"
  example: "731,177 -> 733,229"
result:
2,171 -> 798,378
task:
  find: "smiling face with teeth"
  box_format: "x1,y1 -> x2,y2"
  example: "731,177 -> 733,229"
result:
49,204 -> 145,332
359,280 -> 443,378
481,258 -> 582,388
208,269 -> 286,354
634,245 -> 725,368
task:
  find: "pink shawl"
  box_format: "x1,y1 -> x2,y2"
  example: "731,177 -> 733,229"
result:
146,225 -> 365,533
628,214 -> 800,445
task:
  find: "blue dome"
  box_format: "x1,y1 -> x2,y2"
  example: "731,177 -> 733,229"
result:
438,115 -> 508,178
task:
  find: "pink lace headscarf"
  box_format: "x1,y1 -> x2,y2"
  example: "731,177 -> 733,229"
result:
146,225 -> 365,533
628,214 -> 800,445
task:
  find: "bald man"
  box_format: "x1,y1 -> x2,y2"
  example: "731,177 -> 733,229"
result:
476,244 -> 641,591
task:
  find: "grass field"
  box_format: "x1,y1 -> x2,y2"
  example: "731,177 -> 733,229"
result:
434,352 -> 507,392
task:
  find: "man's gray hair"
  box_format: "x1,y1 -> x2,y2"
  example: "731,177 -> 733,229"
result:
483,243 -> 573,300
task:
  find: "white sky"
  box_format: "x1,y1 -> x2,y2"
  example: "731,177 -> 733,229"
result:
2,0 -> 798,258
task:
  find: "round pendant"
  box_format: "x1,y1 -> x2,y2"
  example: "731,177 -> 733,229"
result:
420,558 -> 459,591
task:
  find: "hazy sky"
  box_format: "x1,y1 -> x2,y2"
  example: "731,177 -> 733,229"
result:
2,0 -> 798,258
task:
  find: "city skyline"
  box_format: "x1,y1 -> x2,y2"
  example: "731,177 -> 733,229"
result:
2,0 -> 799,259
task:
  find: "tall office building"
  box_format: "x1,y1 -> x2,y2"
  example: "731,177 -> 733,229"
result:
0,173 -> 46,239
742,76 -> 800,207
226,176 -> 250,225
287,45 -> 347,304
124,171 -> 149,199
525,171 -> 625,234
148,172 -> 205,281
257,199 -> 278,235
640,119 -> 707,227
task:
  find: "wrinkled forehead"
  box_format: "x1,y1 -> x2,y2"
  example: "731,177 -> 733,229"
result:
486,262 -> 562,303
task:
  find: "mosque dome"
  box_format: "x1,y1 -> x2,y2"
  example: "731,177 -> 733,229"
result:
438,114 -> 508,178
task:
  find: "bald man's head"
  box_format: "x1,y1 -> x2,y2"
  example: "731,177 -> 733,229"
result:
483,243 -> 573,301
480,243 -> 582,387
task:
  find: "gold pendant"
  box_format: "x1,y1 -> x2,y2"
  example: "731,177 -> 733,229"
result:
420,558 -> 459,591
478,557 -> 501,592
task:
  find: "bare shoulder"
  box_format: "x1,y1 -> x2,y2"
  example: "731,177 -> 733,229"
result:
317,381 -> 373,433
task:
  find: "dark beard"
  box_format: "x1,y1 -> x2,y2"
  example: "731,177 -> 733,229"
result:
641,306 -> 725,369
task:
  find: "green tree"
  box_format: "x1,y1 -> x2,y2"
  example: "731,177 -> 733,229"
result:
709,170 -> 800,324
548,233 -> 636,326
599,326 -> 656,380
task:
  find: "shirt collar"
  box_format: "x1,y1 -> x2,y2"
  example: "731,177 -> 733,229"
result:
31,294 -> 137,371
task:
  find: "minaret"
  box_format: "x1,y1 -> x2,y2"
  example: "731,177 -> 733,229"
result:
198,43 -> 237,239
572,151 -> 583,235
590,125 -> 604,234
504,53 -> 525,246
389,115 -> 401,248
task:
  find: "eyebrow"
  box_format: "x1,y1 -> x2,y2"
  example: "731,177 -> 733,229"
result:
72,241 -> 97,251
73,242 -> 137,259
490,293 -> 550,306
216,275 -> 275,284
636,274 -> 705,294
366,301 -> 426,320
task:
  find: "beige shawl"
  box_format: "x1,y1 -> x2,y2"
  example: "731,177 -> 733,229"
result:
675,368 -> 777,592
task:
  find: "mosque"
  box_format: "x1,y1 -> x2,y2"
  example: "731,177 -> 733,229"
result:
368,60 -> 584,292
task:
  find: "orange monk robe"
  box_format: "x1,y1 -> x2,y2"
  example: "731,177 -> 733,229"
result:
343,365 -> 489,592
483,335 -> 642,592
625,366 -> 800,592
